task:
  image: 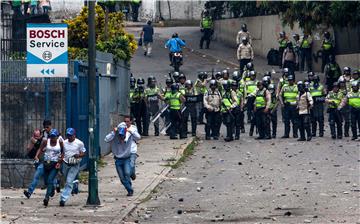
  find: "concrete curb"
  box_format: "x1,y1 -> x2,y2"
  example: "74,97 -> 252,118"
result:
111,137 -> 195,223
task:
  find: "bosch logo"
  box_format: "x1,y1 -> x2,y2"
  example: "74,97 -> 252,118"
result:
42,51 -> 52,61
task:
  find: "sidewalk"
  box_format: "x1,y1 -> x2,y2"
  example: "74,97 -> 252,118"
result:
0,136 -> 194,224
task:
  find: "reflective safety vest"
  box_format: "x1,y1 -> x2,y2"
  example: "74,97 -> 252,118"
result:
269,94 -> 277,109
279,78 -> 289,89
327,91 -> 343,108
236,90 -> 243,105
279,38 -> 287,48
255,89 -> 266,108
132,89 -> 146,102
283,85 -> 298,105
327,63 -> 341,78
348,91 -> 360,108
301,39 -> 311,48
168,92 -> 181,110
163,88 -> 172,99
130,88 -> 136,103
221,91 -> 233,112
322,39 -> 332,50
310,84 -> 324,97
245,80 -> 257,96
194,79 -> 207,94
201,17 -> 213,29
179,84 -> 186,95
145,87 -> 160,102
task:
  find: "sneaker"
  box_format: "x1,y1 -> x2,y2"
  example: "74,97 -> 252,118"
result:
23,190 -> 31,199
130,173 -> 136,180
127,191 -> 134,197
43,198 -> 49,206
59,200 -> 65,207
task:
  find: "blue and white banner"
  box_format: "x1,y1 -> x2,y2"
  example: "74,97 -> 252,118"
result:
27,23 -> 68,78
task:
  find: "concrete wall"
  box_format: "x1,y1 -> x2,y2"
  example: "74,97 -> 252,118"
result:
214,15 -> 360,72
1,159 -> 38,188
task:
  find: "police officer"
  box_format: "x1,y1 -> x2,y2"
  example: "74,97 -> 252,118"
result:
132,78 -> 147,135
244,71 -> 258,134
231,80 -> 244,139
278,31 -> 288,68
233,71 -> 246,133
242,62 -> 254,80
164,83 -> 185,139
237,37 -> 254,76
296,81 -> 313,141
178,73 -> 186,95
340,81 -> 360,140
338,77 -> 350,137
268,83 -> 278,138
172,71 -> 180,83
351,70 -> 359,83
129,76 -> 137,119
253,81 -> 271,140
183,80 -> 198,137
221,80 -> 238,142
195,72 -> 208,124
321,31 -> 335,72
309,75 -> 326,137
236,23 -> 252,46
204,80 -> 222,140
324,55 -> 341,91
341,67 -> 352,92
145,76 -> 161,136
325,82 -> 343,139
161,77 -> 174,135
299,33 -> 313,72
276,68 -> 289,97
279,75 -> 299,138
200,10 -> 213,49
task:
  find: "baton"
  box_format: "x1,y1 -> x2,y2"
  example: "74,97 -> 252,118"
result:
151,104 -> 169,123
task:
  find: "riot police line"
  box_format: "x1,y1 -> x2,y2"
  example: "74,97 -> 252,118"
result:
129,65 -> 360,141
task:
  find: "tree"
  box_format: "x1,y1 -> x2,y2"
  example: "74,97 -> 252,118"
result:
64,5 -> 137,62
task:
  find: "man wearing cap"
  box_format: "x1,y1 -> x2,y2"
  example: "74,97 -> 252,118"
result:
59,128 -> 86,206
105,116 -> 141,196
204,80 -> 222,140
339,82 -> 360,140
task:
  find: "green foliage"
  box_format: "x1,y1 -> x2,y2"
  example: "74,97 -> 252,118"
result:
64,5 -> 137,62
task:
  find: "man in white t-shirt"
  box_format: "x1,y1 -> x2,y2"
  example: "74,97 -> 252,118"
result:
59,128 -> 86,206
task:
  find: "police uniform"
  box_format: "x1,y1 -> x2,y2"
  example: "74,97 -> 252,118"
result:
299,36 -> 312,71
165,90 -> 184,139
326,90 -> 344,138
321,38 -> 334,72
132,86 -> 147,135
253,87 -> 271,139
280,84 -> 299,138
309,83 -> 326,137
161,86 -> 172,135
297,90 -> 313,141
233,88 -> 244,139
130,87 -> 137,119
194,78 -> 207,124
245,79 -> 258,135
339,87 -> 350,137
341,88 -> 360,140
324,62 -> 341,91
183,87 -> 199,137
269,89 -> 278,138
278,37 -> 288,67
200,16 -> 213,49
204,88 -> 222,140
221,89 -> 238,141
145,86 -> 161,136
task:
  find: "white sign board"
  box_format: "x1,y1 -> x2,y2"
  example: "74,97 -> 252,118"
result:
27,23 -> 68,78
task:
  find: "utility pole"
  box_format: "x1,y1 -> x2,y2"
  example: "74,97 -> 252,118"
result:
86,0 -> 100,206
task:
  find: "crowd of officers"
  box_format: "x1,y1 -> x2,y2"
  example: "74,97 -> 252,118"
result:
129,65 -> 360,142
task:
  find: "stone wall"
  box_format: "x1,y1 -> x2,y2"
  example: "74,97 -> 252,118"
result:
1,159 -> 38,188
213,15 -> 360,72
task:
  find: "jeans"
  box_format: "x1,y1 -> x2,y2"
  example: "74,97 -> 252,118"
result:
43,165 -> 59,199
129,153 -> 137,177
143,42 -> 152,55
115,157 -> 133,194
27,163 -> 45,194
60,163 -> 80,202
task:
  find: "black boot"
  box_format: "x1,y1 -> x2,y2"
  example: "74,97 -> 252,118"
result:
344,122 -> 350,137
235,127 -> 240,140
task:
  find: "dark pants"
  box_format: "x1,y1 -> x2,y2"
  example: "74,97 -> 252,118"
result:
311,102 -> 324,136
169,109 -> 182,138
130,103 -> 137,120
43,163 -> 58,200
239,58 -> 251,76
183,104 -> 197,136
283,60 -> 296,75
299,114 -> 312,140
222,112 -> 234,139
200,28 -> 212,49
205,111 -> 221,138
42,6 -> 50,14
24,2 -> 30,15
233,107 -> 243,138
321,49 -> 333,72
278,47 -> 285,68
269,110 -> 277,137
197,94 -> 205,123
131,3 -> 140,22
146,103 -> 160,136
246,96 -> 255,123
255,108 -> 268,138
300,48 -> 312,71
328,108 -> 343,138
340,106 -> 351,136
134,101 -> 147,135
351,108 -> 360,139
283,105 -> 299,137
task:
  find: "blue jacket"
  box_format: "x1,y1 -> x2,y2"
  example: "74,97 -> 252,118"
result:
165,38 -> 186,53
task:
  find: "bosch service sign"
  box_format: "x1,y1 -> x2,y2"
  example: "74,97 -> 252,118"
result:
27,23 -> 68,78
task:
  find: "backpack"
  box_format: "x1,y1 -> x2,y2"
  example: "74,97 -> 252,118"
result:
267,48 -> 279,66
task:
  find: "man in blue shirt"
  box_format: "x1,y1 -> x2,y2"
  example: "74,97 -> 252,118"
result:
165,33 -> 186,66
140,20 -> 154,56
